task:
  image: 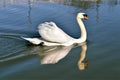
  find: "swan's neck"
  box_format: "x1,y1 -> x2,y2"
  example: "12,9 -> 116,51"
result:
75,17 -> 87,43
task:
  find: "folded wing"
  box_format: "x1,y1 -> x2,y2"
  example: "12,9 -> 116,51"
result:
38,22 -> 73,43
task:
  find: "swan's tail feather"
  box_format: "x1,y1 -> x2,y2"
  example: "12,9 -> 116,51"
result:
21,37 -> 42,45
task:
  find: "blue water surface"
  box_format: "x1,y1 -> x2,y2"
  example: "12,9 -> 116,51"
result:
0,0 -> 120,80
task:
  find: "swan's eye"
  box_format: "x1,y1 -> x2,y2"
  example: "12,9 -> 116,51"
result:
83,14 -> 88,17
83,14 -> 88,20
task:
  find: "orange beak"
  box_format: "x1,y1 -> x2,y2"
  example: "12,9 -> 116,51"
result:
84,16 -> 88,20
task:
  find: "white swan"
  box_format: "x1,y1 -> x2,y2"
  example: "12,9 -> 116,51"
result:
22,12 -> 88,46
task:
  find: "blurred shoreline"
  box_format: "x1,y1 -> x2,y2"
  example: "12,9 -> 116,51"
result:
0,0 -> 120,10
0,0 -> 101,5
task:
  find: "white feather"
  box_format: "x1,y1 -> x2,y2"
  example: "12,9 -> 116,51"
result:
38,22 -> 73,43
22,37 -> 42,45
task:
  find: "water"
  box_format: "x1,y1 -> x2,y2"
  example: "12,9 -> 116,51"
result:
0,0 -> 120,80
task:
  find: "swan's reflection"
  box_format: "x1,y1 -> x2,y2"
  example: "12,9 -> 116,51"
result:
37,45 -> 73,64
77,43 -> 88,70
32,42 -> 88,70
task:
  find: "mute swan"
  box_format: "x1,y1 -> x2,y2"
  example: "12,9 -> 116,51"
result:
22,12 -> 88,46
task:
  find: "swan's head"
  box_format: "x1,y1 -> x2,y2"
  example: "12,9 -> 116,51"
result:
77,13 -> 88,20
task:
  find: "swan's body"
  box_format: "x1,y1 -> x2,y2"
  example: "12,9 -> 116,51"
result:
22,13 -> 88,46
38,22 -> 74,43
